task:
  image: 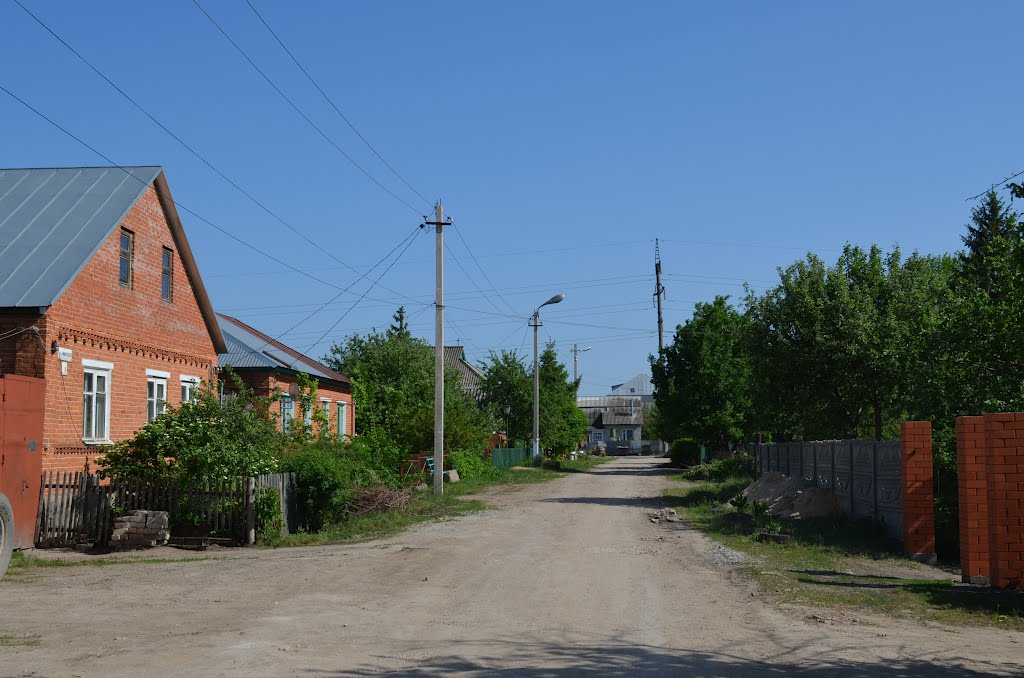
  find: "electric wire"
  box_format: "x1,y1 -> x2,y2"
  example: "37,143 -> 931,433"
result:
190,0 -> 423,215
10,0 -> 420,305
450,221 -> 520,316
241,0 -> 431,208
966,168 -> 1024,201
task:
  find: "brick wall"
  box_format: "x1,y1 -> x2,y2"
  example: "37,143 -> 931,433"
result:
956,416 -> 989,583
956,413 -> 1024,588
231,369 -> 355,438
0,182 -> 219,471
900,421 -> 936,562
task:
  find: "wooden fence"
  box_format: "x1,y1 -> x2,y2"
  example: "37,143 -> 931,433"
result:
34,471 -> 298,548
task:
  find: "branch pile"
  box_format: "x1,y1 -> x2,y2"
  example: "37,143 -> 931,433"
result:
344,486 -> 412,518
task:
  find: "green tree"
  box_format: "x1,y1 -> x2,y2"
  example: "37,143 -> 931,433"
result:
536,342 -> 588,455
652,295 -> 753,445
479,349 -> 533,446
325,309 -> 494,455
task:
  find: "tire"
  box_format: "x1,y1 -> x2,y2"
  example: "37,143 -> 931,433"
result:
0,493 -> 13,580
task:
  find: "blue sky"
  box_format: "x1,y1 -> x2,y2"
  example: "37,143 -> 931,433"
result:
2,1 -> 1021,394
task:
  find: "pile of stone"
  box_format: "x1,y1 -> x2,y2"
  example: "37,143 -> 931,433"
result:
649,508 -> 679,524
108,510 -> 170,549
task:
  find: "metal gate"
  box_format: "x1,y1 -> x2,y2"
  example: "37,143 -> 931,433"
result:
0,374 -> 45,549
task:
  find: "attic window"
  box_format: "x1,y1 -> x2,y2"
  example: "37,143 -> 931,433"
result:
161,248 -> 173,301
119,229 -> 133,287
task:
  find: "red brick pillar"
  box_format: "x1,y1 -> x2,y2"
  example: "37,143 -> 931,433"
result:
957,416 -> 990,584
900,421 -> 936,563
984,413 -> 1024,589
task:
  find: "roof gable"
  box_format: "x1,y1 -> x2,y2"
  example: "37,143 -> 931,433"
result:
0,166 -> 225,353
217,313 -> 349,384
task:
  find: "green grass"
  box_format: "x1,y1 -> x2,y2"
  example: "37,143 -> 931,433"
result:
5,551 -> 215,573
665,477 -> 1024,631
0,632 -> 41,648
266,458 -> 608,548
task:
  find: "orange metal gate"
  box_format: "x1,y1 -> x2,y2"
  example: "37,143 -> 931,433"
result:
0,374 -> 45,549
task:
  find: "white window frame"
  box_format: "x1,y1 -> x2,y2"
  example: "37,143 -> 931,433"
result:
146,369 -> 169,422
280,394 -> 294,433
82,359 -> 113,444
180,375 -> 201,404
591,430 -> 603,443
336,400 -> 348,439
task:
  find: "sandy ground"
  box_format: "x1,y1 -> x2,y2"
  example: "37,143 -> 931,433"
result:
1,456 -> 1021,677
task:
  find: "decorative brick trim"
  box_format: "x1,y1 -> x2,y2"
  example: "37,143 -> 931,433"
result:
56,325 -> 213,370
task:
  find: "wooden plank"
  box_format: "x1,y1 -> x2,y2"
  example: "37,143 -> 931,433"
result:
57,472 -> 70,545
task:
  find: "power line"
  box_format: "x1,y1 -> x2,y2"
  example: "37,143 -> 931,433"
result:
0,81 -> 409,307
10,0 -> 419,305
449,219 -> 520,316
190,0 -> 423,215
966,168 -> 1024,202
660,238 -> 839,253
442,239 -> 508,317
241,0 -> 431,207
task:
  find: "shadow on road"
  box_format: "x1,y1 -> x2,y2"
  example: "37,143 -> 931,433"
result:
319,636 -> 1018,677
539,495 -> 666,509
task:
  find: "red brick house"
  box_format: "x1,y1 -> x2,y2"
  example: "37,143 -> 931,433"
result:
0,166 -> 226,472
216,314 -> 354,438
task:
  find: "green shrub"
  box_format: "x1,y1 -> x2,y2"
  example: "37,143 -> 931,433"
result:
447,449 -> 499,481
670,437 -> 701,467
255,487 -> 284,544
541,458 -> 562,471
680,453 -> 753,482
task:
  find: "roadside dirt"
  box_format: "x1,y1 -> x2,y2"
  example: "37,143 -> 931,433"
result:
1,457 -> 1021,676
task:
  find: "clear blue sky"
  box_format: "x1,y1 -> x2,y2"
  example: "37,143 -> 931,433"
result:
2,1 -> 1020,394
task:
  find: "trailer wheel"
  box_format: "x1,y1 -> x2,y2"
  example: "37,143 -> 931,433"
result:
0,493 -> 13,579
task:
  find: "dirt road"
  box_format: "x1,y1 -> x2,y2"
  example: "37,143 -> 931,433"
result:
1,457 -> 1021,676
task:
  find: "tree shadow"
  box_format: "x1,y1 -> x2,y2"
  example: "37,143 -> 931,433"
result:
309,634 -> 1020,676
540,495 -> 666,509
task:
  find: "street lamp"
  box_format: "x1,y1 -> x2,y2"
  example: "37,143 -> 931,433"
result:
572,344 -> 591,383
531,293 -> 565,461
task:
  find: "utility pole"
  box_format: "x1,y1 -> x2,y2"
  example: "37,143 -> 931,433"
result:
654,238 -> 666,363
571,343 -> 591,383
531,310 -> 540,462
425,203 -> 450,495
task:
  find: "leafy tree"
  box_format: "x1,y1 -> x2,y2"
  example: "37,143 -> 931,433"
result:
537,342 -> 588,455
97,369 -> 282,482
652,295 -> 753,445
479,349 -> 533,445
326,312 -> 494,455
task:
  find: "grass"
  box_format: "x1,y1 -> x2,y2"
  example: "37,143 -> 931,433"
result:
665,476 -> 1024,631
5,551 -> 214,574
0,632 -> 41,648
267,456 -> 610,548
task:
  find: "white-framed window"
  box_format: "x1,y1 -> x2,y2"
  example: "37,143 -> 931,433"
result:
609,428 -> 618,441
320,398 -> 331,430
280,395 -> 294,433
336,401 -> 347,439
591,430 -> 603,443
180,375 -> 201,404
624,429 -> 634,441
82,359 -> 113,443
146,369 -> 169,422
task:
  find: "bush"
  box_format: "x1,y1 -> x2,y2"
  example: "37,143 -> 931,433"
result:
255,487 -> 284,544
447,449 -> 499,481
681,453 -> 754,482
97,369 -> 281,482
279,437 -> 401,532
670,437 -> 701,467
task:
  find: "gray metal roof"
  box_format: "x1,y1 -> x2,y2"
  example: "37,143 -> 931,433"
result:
609,373 -> 654,397
443,345 -> 483,400
0,166 -> 162,307
577,395 -> 644,428
217,313 -> 349,385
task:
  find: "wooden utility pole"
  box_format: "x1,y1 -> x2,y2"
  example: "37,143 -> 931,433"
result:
654,238 -> 665,362
571,343 -> 590,383
427,204 -> 447,495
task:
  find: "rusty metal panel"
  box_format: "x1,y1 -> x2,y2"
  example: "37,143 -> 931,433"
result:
0,374 -> 45,549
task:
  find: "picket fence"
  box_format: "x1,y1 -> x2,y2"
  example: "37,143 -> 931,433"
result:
34,471 -> 298,548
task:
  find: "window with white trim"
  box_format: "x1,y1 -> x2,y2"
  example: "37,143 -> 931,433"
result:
280,395 -> 294,433
336,401 -> 347,439
83,360 -> 112,442
320,399 -> 331,433
147,370 -> 169,422
591,430 -> 603,443
181,375 -> 200,404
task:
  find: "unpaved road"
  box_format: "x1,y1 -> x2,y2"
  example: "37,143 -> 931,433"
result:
1,457 -> 1021,677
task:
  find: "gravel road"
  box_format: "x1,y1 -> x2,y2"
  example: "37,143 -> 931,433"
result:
1,456 -> 1021,677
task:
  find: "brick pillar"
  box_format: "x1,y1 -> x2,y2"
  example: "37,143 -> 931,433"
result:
900,421 -> 936,563
957,416 -> 989,584
984,413 -> 1024,589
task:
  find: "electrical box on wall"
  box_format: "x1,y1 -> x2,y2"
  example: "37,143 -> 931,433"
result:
57,347 -> 72,362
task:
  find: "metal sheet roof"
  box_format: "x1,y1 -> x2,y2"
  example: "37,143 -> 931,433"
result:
0,167 -> 162,307
217,313 -> 349,385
